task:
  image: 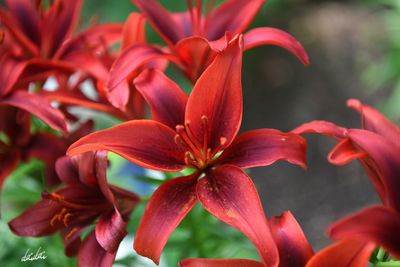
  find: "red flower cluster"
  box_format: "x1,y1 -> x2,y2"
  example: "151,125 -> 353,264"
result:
2,0 -> 398,267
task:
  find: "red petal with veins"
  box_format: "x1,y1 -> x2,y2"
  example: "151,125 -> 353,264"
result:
292,120 -> 348,140
95,210 -> 127,253
0,55 -> 26,97
131,0 -> 184,46
134,69 -> 188,129
186,36 -> 243,152
78,231 -> 117,267
270,211 -> 314,267
205,0 -> 264,41
1,91 -> 68,134
55,156 -> 80,185
107,44 -> 177,108
0,150 -> 20,189
122,12 -> 146,49
41,0 -> 82,58
348,99 -> 400,147
134,174 -> 198,264
347,129 -> 400,211
8,199 -> 63,236
197,165 -> 279,267
175,37 -> 218,82
306,239 -> 375,267
180,258 -> 265,267
328,138 -> 366,165
68,120 -> 186,172
328,205 -> 400,259
217,129 -> 306,169
4,0 -> 41,48
244,27 -> 309,65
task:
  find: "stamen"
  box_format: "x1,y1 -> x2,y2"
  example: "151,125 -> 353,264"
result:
65,227 -> 78,240
50,208 -> 67,227
63,213 -> 72,227
201,115 -> 209,155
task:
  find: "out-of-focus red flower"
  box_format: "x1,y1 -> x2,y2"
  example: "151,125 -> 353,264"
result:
180,211 -> 314,267
68,35 -> 307,265
106,0 -> 309,110
9,151 -> 140,267
293,99 -> 400,266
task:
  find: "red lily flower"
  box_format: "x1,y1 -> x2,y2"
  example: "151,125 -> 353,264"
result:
180,211 -> 314,267
9,151 -> 140,267
293,99 -> 400,266
106,0 -> 309,109
41,12 -> 162,119
68,35 -> 307,265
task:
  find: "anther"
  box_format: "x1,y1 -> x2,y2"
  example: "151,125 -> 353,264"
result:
220,137 -> 227,146
63,213 -> 72,227
65,227 -> 78,240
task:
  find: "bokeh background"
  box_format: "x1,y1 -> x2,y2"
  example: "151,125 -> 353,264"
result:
1,0 -> 400,266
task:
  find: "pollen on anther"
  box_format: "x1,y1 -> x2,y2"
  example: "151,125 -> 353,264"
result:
220,137 -> 227,146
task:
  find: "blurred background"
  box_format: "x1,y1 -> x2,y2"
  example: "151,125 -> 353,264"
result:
1,0 -> 400,266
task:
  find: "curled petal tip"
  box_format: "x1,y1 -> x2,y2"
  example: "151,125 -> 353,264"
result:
347,99 -> 362,110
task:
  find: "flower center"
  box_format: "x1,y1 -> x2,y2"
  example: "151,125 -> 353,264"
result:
174,115 -> 226,170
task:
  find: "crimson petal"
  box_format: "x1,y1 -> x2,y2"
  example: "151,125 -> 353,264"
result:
348,99 -> 400,147
78,231 -> 117,267
328,205 -> 400,259
292,120 -> 347,140
175,37 -> 218,82
347,129 -> 400,211
0,55 -> 27,97
197,165 -> 279,267
205,0 -> 264,41
185,35 -> 243,152
134,174 -> 198,264
1,91 -> 68,134
95,211 -> 127,253
306,239 -> 375,267
327,138 -> 366,165
131,0 -> 184,46
270,211 -> 314,267
122,12 -> 146,49
180,258 -> 264,267
107,44 -> 177,109
68,120 -> 186,172
0,151 -> 20,189
134,69 -> 188,129
216,129 -> 306,169
244,28 -> 309,65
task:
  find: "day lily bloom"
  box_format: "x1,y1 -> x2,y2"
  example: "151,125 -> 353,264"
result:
180,211 -> 314,267
68,35 -> 307,265
293,99 -> 400,266
9,151 -> 140,267
106,0 -> 309,109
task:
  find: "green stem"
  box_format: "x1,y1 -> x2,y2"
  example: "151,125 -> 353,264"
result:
374,261 -> 400,267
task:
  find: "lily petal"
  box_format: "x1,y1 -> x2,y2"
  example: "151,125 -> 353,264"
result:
0,150 -> 20,189
131,0 -> 184,46
292,120 -> 347,140
185,35 -> 243,152
134,174 -> 198,264
243,27 -> 309,65
205,0 -> 264,41
134,69 -> 188,129
122,12 -> 146,49
1,91 -> 68,134
306,239 -> 375,267
216,129 -> 306,169
107,44 -> 177,108
347,129 -> 400,211
347,99 -> 400,147
95,210 -> 127,253
328,138 -> 367,165
197,165 -> 279,267
0,55 -> 27,97
8,199 -> 62,236
68,120 -> 186,172
270,211 -> 314,267
175,37 -> 218,82
180,258 -> 264,267
328,205 -> 400,259
78,231 -> 117,267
